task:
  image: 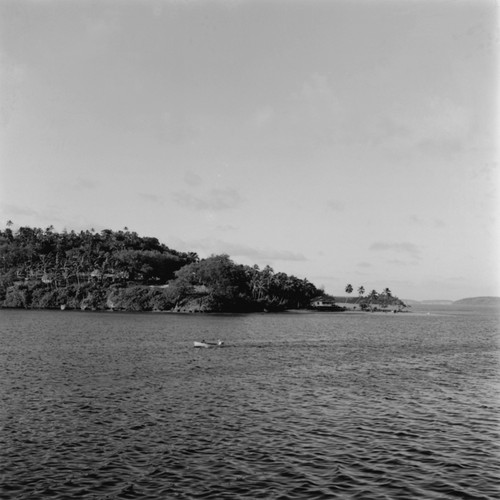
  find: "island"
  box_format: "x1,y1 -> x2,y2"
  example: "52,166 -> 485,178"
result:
0,225 -> 320,312
452,297 -> 500,306
0,224 -> 412,313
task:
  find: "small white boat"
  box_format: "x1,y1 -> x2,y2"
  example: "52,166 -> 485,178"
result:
193,340 -> 224,348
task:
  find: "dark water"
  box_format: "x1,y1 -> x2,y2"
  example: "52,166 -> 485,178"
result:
1,306 -> 499,499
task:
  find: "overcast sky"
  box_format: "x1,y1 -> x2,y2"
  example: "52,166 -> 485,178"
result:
0,0 -> 498,301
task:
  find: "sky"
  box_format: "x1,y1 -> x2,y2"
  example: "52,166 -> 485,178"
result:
0,0 -> 498,301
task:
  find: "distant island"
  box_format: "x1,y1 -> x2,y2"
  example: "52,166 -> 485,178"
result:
452,297 -> 500,306
421,300 -> 454,305
403,297 -> 500,306
0,224 -> 408,313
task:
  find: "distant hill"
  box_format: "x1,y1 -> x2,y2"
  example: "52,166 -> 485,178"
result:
403,299 -> 453,305
401,299 -> 421,305
403,297 -> 500,306
453,296 -> 500,306
421,300 -> 454,305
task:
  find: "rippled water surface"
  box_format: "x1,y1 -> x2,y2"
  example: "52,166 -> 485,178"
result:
1,306 -> 499,499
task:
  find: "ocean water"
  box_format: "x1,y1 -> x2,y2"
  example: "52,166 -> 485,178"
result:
1,305 -> 499,499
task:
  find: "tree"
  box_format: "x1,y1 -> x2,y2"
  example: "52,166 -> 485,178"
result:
357,286 -> 365,303
0,225 -> 320,312
345,284 -> 353,303
167,254 -> 252,311
367,289 -> 379,309
380,287 -> 392,308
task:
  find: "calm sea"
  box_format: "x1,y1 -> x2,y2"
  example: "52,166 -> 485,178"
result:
1,305 -> 499,499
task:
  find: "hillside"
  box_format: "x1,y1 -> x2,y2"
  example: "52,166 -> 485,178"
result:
453,296 -> 500,306
0,225 -> 319,312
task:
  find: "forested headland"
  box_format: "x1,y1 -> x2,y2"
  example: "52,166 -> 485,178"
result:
0,225 -> 320,312
336,284 -> 408,312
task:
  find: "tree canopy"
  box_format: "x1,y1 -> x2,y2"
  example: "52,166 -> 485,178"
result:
0,225 -> 319,312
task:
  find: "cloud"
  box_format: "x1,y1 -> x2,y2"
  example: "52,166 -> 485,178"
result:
75,178 -> 98,190
215,224 -> 237,232
417,97 -> 471,145
1,204 -> 39,217
242,247 -> 307,262
173,188 -> 243,211
183,170 -> 203,186
408,215 -> 446,228
84,15 -> 119,45
327,200 -> 345,212
138,193 -> 162,203
371,95 -> 473,159
222,242 -> 306,262
0,204 -> 67,228
160,112 -> 199,145
188,238 -> 307,263
0,51 -> 29,127
386,259 -> 419,266
252,106 -> 275,128
370,241 -> 421,259
298,73 -> 340,115
357,262 -> 371,268
409,215 -> 423,225
287,73 -> 344,146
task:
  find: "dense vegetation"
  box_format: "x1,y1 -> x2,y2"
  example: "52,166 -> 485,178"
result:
0,225 -> 320,312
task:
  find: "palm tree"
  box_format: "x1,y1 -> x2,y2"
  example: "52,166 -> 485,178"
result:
5,220 -> 14,241
367,289 -> 379,310
357,286 -> 365,303
381,287 -> 392,308
379,288 -> 392,308
345,284 -> 353,303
